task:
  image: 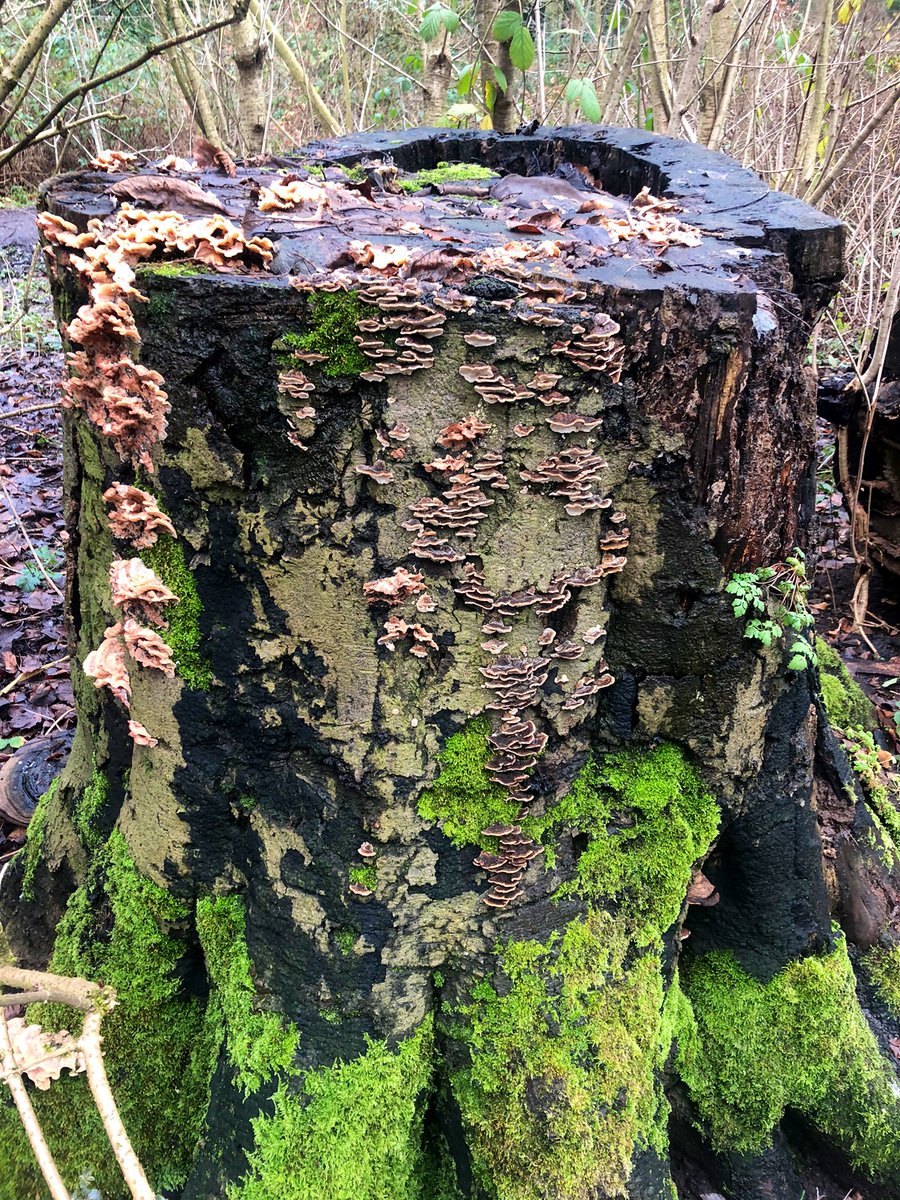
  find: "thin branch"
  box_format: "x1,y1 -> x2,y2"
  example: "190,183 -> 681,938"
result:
0,1006 -> 69,1200
0,2 -> 249,170
809,83 -> 900,205
0,402 -> 59,423
80,1011 -> 155,1200
0,477 -> 63,597
0,657 -> 69,699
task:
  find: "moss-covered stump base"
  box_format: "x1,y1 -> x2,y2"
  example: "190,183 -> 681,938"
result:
3,126 -> 898,1200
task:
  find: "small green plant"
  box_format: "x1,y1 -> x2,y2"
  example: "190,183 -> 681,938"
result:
0,736 -> 24,751
12,545 -> 63,593
726,549 -> 815,670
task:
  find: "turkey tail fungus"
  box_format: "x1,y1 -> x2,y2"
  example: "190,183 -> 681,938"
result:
6,127 -> 900,1200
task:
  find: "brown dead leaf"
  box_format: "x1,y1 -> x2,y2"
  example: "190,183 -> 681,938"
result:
109,176 -> 228,214
193,136 -> 237,179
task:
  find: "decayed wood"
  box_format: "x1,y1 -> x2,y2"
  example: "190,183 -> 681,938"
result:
6,127 -> 877,1200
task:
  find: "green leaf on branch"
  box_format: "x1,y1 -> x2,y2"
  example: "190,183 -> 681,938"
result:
509,25 -> 535,70
787,640 -> 815,671
492,64 -> 508,92
565,78 -> 601,122
492,9 -> 523,40
744,619 -> 782,647
420,3 -> 459,42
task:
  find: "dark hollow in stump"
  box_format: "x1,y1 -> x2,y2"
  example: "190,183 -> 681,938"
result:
4,126 -> 900,1200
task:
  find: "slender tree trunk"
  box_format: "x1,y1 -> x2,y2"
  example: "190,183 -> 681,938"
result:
696,0 -> 742,145
247,0 -> 342,137
478,0 -> 517,132
230,9 -> 266,155
164,0 -> 224,145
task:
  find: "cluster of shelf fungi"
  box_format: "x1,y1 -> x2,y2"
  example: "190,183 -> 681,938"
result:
267,168 -> 667,906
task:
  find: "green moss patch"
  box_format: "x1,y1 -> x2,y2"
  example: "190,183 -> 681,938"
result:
136,262 -> 212,279
231,1018 -> 435,1200
417,717 -> 519,848
677,938 -> 900,1177
546,744 -> 721,944
196,894 -> 299,1095
441,743 -> 719,1199
400,162 -> 497,192
2,830 -> 221,1198
349,864 -> 377,891
816,637 -> 877,731
448,911 -> 668,1200
20,777 -> 58,901
274,292 -> 372,378
864,943 -> 900,1018
73,761 -> 108,848
143,534 -> 213,690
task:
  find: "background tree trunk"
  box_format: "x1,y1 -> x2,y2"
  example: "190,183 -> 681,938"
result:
230,10 -> 266,155
5,128 -> 900,1200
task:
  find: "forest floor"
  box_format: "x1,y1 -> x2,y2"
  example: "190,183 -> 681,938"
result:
0,213 -> 71,862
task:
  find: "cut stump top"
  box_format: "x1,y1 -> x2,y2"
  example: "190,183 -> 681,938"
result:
41,125 -> 844,311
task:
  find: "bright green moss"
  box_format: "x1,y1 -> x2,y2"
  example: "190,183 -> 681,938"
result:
274,291 -> 371,378
231,1018 -> 435,1200
677,938 -> 900,1178
196,894 -> 299,1096
143,533 -> 213,690
136,262 -> 210,278
73,762 -> 108,848
449,911 -> 666,1200
816,637 -> 877,730
349,864 -> 377,891
400,162 -> 497,192
237,793 -> 258,812
436,743 -> 718,1199
548,745 -> 720,945
417,717 -> 519,848
864,943 -> 900,1018
334,926 -> 357,955
2,830 -> 221,1199
20,777 -> 58,901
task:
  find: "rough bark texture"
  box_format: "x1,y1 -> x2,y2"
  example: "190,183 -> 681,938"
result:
3,126 -> 899,1200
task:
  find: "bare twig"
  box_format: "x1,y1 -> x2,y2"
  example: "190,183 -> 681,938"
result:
0,1005 -> 69,1200
0,477 -> 63,597
0,402 -> 59,423
81,1010 -> 155,1200
0,657 -> 69,698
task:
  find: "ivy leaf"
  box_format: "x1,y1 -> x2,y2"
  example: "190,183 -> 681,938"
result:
509,25 -> 535,70
492,9 -> 523,40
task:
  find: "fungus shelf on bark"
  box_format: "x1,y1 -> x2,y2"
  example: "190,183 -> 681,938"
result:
10,129 -> 899,1200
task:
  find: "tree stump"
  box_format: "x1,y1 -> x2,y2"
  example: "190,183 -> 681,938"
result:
4,127 -> 899,1200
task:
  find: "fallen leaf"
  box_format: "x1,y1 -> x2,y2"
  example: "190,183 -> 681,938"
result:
109,176 -> 228,214
193,136 -> 237,178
